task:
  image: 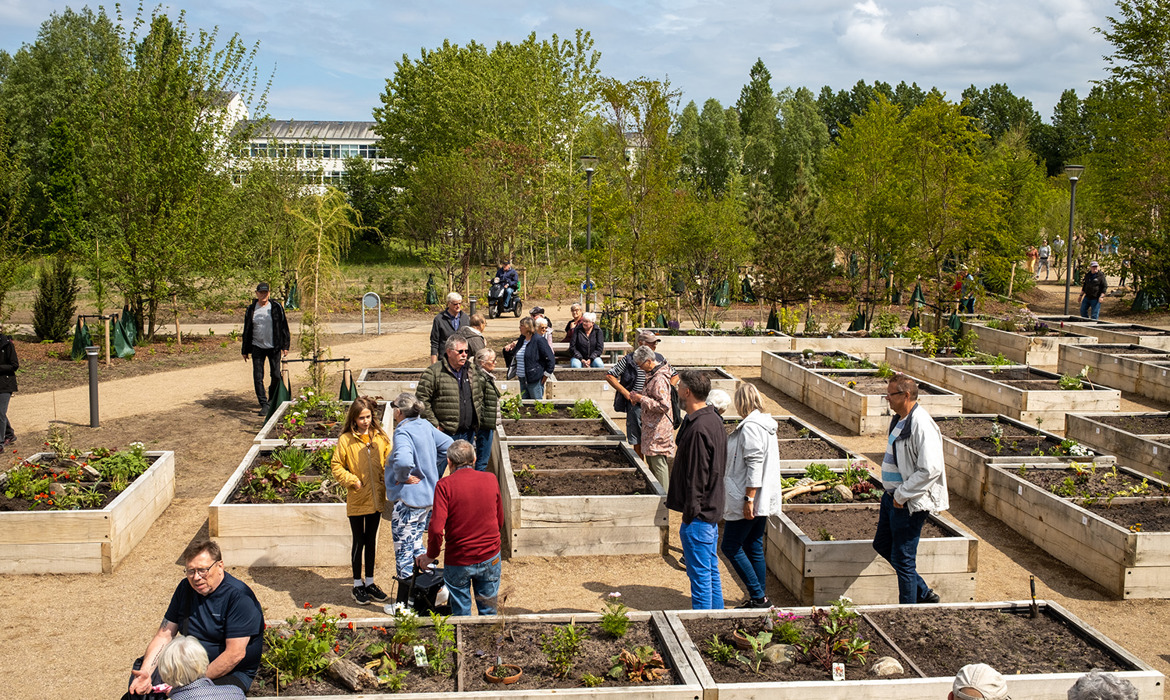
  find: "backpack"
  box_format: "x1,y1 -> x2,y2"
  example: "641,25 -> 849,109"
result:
670,383 -> 682,428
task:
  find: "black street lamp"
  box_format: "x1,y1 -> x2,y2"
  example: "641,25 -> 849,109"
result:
580,155 -> 598,311
1063,164 -> 1085,315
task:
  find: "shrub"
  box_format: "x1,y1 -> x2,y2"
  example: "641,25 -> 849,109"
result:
32,253 -> 80,342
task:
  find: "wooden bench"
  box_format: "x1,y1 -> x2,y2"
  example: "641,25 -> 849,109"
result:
549,340 -> 631,363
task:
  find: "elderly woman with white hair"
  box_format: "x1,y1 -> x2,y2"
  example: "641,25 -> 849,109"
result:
569,312 -> 606,368
720,382 -> 782,608
630,344 -> 675,490
157,635 -> 245,699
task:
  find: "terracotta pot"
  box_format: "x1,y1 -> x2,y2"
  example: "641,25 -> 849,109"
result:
485,664 -> 523,684
732,629 -> 753,651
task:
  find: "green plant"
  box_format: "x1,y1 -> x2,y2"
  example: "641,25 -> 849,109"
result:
704,634 -> 737,663
1058,373 -> 1084,391
870,311 -> 902,338
91,442 -> 149,492
263,605 -> 343,687
32,253 -> 80,342
272,446 -> 314,475
736,631 -> 773,674
427,611 -> 456,677
769,609 -> 803,645
541,621 -> 585,678
582,673 -> 605,687
797,597 -> 870,671
569,399 -> 601,419
600,592 -> 630,638
777,306 -> 800,336
610,645 -> 669,682
501,393 -> 524,420
805,463 -> 835,482
955,330 -> 979,357
533,401 -> 556,416
875,362 -> 896,380
907,327 -> 939,357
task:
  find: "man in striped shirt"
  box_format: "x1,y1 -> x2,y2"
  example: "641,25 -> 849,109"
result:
606,330 -> 676,457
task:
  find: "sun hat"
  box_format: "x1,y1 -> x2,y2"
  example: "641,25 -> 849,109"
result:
953,663 -> 1010,700
529,306 -> 545,316
1089,261 -> 1099,267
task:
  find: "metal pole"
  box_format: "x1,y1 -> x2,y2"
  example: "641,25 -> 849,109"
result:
86,346 -> 100,427
1063,176 -> 1079,315
585,167 -> 594,312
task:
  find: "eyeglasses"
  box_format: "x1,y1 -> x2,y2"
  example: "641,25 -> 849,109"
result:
454,348 -> 468,355
185,561 -> 221,579
885,391 -> 905,399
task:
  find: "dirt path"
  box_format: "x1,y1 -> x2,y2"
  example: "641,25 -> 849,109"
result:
4,308 -> 1170,698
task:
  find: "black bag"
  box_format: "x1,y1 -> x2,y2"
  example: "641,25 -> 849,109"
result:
670,384 -> 682,428
396,567 -> 451,616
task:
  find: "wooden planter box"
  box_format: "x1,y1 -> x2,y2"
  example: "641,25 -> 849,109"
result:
944,365 -> 1120,429
1066,413 -> 1170,480
966,322 -> 1097,367
639,327 -> 792,364
495,440 -> 667,558
765,496 -> 978,605
1058,344 -> 1170,395
665,601 -> 1163,700
760,350 -> 867,404
357,367 -> 517,400
495,399 -> 626,444
255,400 -> 391,446
936,414 -> 1114,506
209,445 -> 349,567
789,334 -> 916,361
1056,321 -> 1170,350
804,369 -> 961,436
766,415 -> 856,469
982,463 -> 1170,598
545,366 -> 738,413
0,451 -> 175,574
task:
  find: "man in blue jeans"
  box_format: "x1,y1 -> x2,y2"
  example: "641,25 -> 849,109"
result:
1079,260 -> 1107,320
416,440 -> 504,616
666,370 -> 727,609
873,375 -> 949,604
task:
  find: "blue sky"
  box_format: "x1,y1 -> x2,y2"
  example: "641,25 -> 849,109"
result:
0,0 -> 1117,122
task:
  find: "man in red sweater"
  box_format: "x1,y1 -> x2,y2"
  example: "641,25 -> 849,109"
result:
416,440 -> 504,616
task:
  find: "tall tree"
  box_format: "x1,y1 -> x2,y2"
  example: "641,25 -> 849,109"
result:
675,101 -> 701,185
737,59 -> 778,183
696,98 -> 737,197
0,112 -> 29,322
773,87 -> 830,201
960,83 -> 1041,142
753,164 -> 834,307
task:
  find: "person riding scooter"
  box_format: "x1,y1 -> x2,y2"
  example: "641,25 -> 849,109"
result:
490,261 -> 519,317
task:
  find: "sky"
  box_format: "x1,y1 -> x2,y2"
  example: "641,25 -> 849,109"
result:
0,0 -> 1119,123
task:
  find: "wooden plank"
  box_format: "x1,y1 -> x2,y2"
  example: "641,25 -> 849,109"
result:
212,503 -> 349,537
216,534 -> 353,568
765,538 -> 812,605
0,542 -> 104,574
509,525 -> 667,558
810,571 -> 976,605
651,333 -> 792,364
107,475 -> 175,570
0,511 -> 111,544
1067,413 -> 1168,480
517,495 -> 666,528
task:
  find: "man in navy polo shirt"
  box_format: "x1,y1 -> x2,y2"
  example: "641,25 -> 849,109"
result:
127,540 -> 264,695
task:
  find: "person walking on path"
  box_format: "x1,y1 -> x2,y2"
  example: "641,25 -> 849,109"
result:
429,293 -> 469,364
607,330 -> 674,458
569,312 -> 605,368
241,282 -> 289,416
630,345 -> 675,491
0,330 -> 18,446
1079,260 -> 1107,320
472,348 -> 501,471
331,396 -> 393,606
1038,240 -> 1051,280
667,370 -> 727,610
503,317 -> 555,399
417,336 -> 493,444
1026,245 -> 1039,275
416,440 -> 504,617
386,393 -> 452,584
453,313 -> 487,357
720,383 -> 782,609
872,374 -> 948,604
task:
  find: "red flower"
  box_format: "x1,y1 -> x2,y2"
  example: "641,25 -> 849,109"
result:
304,616 -> 312,622
319,607 -> 327,613
348,622 -> 354,630
304,602 -> 312,608
334,644 -> 340,653
339,612 -> 347,619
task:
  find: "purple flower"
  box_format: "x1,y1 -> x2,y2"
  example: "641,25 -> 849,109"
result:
667,320 -> 680,331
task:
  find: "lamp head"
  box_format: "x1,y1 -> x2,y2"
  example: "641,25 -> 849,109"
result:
1065,164 -> 1085,181
579,154 -> 598,174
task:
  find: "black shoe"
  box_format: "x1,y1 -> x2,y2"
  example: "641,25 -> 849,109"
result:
736,596 -> 770,609
258,403 -> 268,417
919,589 -> 940,604
352,585 -> 371,605
365,582 -> 389,603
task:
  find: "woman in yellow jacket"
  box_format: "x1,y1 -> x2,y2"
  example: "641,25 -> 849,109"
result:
331,396 -> 392,605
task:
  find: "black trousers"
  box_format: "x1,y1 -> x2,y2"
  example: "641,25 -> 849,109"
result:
349,512 -> 381,580
250,347 -> 281,406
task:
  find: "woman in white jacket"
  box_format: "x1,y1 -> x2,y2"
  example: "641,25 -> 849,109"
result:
720,382 -> 782,608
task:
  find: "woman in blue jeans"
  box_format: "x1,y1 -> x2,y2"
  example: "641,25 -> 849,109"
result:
503,317 -> 555,399
720,383 -> 782,608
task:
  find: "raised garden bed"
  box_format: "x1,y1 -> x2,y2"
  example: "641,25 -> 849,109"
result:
638,327 -> 792,364
788,333 -> 916,361
0,449 -> 175,574
983,462 -> 1170,598
806,369 -> 960,436
357,367 -> 515,399
665,600 -> 1162,700
934,414 -> 1112,505
544,366 -> 737,412
1058,344 -> 1170,395
209,444 -> 350,567
1066,412 -> 1170,480
496,441 -> 667,558
943,364 -> 1120,429
882,346 -> 986,387
255,399 -> 391,446
966,322 -> 1098,367
760,350 -> 870,405
1057,321 -> 1170,350
765,465 -> 977,605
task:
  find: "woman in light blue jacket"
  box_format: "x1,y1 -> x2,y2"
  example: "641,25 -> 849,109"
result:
720,382 -> 782,608
385,393 -> 453,582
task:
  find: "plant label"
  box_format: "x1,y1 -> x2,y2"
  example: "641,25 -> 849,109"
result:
1082,516 -> 1089,526
832,662 -> 845,681
500,383 -> 508,391
413,645 -> 428,667
410,382 -> 417,389
1018,485 -> 1023,495
752,339 -> 757,343
1096,427 -> 1100,433
1153,446 -> 1159,455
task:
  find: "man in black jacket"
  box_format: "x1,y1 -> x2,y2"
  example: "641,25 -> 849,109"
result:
667,370 -> 727,610
430,293 -> 470,364
0,332 -> 17,446
241,283 -> 290,416
1079,260 -> 1107,320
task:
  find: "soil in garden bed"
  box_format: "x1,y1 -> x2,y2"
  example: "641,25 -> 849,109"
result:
867,607 -> 1131,676
785,507 -> 951,541
552,368 -> 726,382
502,419 -> 614,436
507,445 -> 632,470
503,405 -> 585,420
1015,465 -> 1170,499
952,435 -> 1069,458
365,369 -> 508,381
726,419 -> 825,440
684,614 -> 912,682
777,438 -> 847,460
0,453 -> 160,511
227,451 -> 343,505
513,469 -> 652,496
1084,499 -> 1170,531
936,416 -> 1036,439
783,478 -> 884,506
1097,325 -> 1170,336
1090,345 -> 1170,355
1092,414 -> 1170,435
462,619 -> 680,690
967,367 -> 1056,382
818,375 -> 945,395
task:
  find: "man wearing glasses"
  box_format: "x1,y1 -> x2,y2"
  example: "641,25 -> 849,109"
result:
127,540 -> 264,695
430,292 -> 470,364
872,375 -> 949,605
417,336 -> 493,446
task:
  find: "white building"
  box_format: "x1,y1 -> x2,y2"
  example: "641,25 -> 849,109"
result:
235,119 -> 388,189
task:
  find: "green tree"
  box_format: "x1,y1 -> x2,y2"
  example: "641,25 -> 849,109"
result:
0,112 -> 29,322
675,100 -> 701,184
341,155 -> 393,244
737,59 -> 777,183
753,164 -> 834,306
666,187 -> 751,327
960,83 -> 1041,142
773,87 -> 830,201
978,127 -> 1051,294
696,98 -> 738,197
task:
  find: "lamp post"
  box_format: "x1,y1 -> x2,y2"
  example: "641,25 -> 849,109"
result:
1063,164 -> 1085,315
580,155 -> 598,311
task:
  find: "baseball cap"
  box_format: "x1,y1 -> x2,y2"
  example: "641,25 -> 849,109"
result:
637,330 -> 660,345
1089,260 -> 1099,268
529,306 -> 545,315
953,664 -> 1010,700
256,282 -> 270,292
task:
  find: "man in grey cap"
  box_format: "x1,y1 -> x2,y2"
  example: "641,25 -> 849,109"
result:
950,663 -> 1010,700
606,330 -> 676,457
242,283 -> 290,416
1079,260 -> 1107,321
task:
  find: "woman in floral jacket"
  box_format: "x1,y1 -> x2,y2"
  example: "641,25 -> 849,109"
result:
630,345 -> 675,492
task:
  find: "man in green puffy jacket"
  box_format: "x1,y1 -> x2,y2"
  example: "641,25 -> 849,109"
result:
416,336 -> 496,449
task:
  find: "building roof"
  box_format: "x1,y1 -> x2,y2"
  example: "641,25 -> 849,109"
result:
240,120 -> 378,141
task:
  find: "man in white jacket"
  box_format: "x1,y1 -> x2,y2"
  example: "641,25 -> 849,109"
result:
873,374 -> 949,604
